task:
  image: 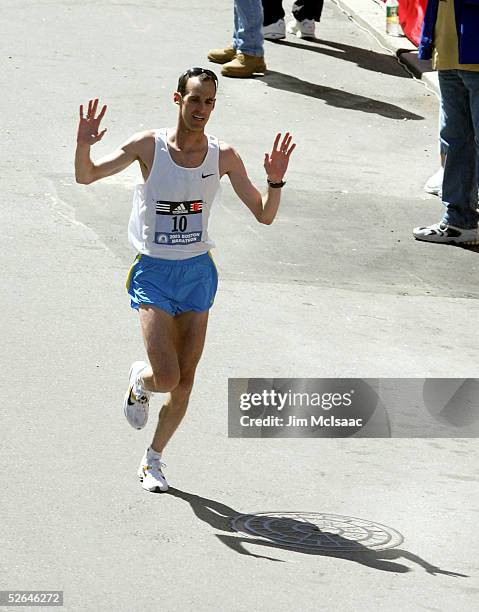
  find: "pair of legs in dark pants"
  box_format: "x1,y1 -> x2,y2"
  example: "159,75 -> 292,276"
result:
439,70 -> 479,229
263,0 -> 324,26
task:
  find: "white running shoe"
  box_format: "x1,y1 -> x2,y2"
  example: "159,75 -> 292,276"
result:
138,449 -> 169,492
123,361 -> 150,430
424,167 -> 444,197
286,18 -> 316,39
413,222 -> 479,245
263,19 -> 286,40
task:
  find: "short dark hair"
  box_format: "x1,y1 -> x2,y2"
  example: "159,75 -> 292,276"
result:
177,67 -> 218,96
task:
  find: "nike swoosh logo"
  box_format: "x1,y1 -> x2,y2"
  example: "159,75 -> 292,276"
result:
202,173 -> 215,178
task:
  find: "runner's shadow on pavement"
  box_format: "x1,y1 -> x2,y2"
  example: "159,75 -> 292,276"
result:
257,71 -> 423,120
272,38 -> 411,79
167,488 -> 467,576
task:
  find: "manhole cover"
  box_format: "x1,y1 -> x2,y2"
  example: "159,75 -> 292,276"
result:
231,512 -> 403,551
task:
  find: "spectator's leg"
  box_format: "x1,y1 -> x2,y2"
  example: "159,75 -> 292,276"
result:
440,70 -> 478,229
262,0 -> 285,27
292,0 -> 324,22
233,2 -> 240,49
462,70 -> 479,198
235,0 -> 264,56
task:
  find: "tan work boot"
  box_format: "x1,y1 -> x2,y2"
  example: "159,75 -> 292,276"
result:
221,53 -> 267,78
207,45 -> 237,65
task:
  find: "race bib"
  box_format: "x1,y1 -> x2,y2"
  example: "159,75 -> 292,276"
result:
154,200 -> 203,246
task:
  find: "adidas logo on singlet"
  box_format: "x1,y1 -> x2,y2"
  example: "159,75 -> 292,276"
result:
172,203 -> 188,214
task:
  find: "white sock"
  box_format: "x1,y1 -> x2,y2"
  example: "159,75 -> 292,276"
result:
147,446 -> 162,460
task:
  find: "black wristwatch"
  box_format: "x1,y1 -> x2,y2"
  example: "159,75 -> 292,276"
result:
267,178 -> 286,188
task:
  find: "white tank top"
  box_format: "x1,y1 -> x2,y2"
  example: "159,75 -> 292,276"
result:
128,128 -> 220,259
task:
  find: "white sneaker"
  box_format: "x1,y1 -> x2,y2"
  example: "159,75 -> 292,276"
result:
413,222 -> 479,245
123,361 -> 150,430
138,449 -> 169,492
286,18 -> 316,39
424,167 -> 444,197
263,19 -> 286,40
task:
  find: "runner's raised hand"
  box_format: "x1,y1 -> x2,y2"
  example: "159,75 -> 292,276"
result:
77,98 -> 107,145
264,132 -> 296,183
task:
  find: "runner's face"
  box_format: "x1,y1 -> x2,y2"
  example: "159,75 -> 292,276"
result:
177,77 -> 216,131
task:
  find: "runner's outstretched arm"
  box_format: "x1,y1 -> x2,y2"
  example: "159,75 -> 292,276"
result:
75,98 -> 147,184
220,133 -> 296,225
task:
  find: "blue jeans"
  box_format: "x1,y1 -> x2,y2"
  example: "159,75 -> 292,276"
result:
439,70 -> 479,229
233,0 -> 264,57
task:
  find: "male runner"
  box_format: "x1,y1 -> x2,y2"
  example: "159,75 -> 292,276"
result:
75,67 -> 295,492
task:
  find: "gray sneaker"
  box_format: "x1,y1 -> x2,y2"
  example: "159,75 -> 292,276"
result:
263,19 -> 286,40
286,18 -> 316,39
413,222 -> 479,245
424,167 -> 443,197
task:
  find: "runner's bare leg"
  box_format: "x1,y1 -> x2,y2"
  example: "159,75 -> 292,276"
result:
139,306 -> 209,453
138,305 -> 180,393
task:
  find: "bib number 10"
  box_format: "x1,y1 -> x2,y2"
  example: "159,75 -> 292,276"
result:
172,216 -> 187,232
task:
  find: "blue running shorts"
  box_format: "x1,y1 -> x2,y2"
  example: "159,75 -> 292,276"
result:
126,252 -> 218,316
